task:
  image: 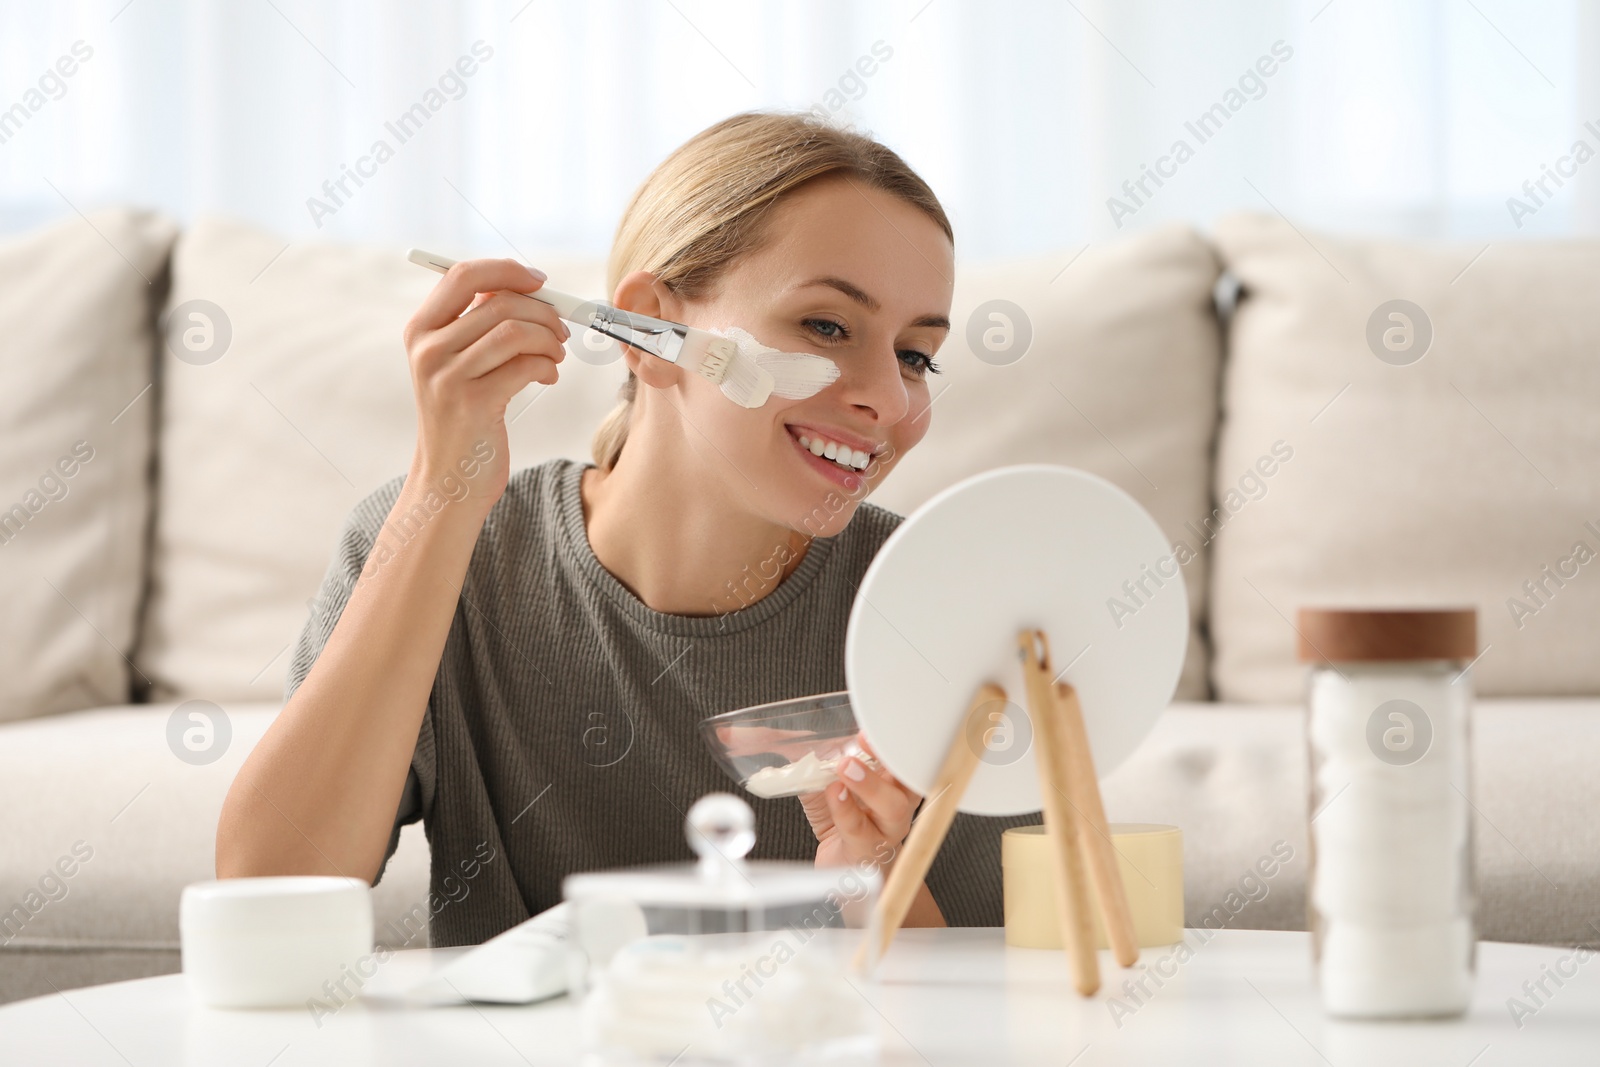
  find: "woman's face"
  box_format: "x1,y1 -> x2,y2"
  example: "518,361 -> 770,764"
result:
642,174 -> 955,538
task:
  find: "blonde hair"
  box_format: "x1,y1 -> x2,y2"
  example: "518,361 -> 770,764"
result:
590,111 -> 953,470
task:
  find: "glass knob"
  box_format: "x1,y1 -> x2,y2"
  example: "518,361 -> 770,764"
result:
687,792 -> 756,867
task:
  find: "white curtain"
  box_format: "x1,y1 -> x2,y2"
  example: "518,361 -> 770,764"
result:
2,0 -> 1595,259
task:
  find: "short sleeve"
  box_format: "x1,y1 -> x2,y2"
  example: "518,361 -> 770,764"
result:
281,479 -> 428,885
379,769 -> 424,882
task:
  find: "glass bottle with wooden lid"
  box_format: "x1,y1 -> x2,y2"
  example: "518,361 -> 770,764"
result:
1295,607 -> 1478,1018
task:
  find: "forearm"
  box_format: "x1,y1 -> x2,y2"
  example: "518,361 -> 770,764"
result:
901,880 -> 946,927
216,470 -> 485,883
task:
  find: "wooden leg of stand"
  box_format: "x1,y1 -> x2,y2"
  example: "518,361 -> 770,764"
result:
1018,629 -> 1100,996
1053,680 -> 1139,968
852,682 -> 1007,973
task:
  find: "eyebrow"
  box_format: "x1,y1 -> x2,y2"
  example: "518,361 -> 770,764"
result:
792,276 -> 951,331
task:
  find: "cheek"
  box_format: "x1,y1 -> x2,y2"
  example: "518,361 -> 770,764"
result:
894,384 -> 935,451
687,381 -> 776,455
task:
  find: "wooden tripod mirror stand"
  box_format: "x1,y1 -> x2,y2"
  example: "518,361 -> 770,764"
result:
852,629 -> 1136,994
840,465 -> 1190,997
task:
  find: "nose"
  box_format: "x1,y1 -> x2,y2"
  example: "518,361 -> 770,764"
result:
832,341 -> 911,426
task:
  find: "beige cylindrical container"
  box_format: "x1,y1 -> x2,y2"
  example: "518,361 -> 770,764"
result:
1002,823 -> 1183,949
1297,607 -> 1478,1019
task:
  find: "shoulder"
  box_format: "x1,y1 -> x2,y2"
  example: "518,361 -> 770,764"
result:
338,457 -> 580,546
465,458 -> 584,589
501,455 -> 578,501
487,457 -> 579,538
340,473 -> 408,547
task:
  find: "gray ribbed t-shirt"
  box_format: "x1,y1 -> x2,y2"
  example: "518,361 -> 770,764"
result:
285,457 -> 1039,946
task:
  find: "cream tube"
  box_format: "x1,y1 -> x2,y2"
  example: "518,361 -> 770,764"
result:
413,901 -> 571,1005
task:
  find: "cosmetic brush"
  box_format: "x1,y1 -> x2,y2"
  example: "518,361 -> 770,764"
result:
407,249 -> 839,408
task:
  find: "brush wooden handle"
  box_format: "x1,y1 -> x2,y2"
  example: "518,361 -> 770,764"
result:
1019,630 -> 1100,996
852,682 -> 1006,973
1054,680 -> 1139,967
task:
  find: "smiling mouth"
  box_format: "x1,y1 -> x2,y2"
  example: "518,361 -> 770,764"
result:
785,426 -> 876,473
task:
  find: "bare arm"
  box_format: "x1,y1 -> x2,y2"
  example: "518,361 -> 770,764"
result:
215,259 -> 570,883
903,882 -> 947,927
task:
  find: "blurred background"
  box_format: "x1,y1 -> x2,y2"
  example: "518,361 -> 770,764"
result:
3,0 -> 1597,257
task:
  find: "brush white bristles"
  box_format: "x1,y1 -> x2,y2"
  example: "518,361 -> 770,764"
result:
680,331 -> 773,407
712,327 -> 840,405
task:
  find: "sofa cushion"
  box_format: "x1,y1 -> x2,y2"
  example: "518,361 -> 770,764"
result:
0,705 -> 430,1004
1209,213 -> 1600,701
135,218 -> 626,703
867,225 -> 1223,700
0,208 -> 178,722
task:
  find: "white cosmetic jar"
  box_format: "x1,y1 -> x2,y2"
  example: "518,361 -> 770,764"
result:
180,876 -> 374,1008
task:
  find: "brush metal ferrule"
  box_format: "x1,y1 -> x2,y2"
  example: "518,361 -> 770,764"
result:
581,304 -> 686,364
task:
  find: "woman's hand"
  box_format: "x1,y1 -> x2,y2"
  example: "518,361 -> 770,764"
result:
798,734 -> 919,874
799,736 -> 946,926
401,258 -> 570,518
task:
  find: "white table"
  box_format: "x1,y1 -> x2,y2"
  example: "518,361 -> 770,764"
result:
2,929 -> 1596,1065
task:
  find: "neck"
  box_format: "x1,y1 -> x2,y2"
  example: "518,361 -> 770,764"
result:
579,427 -> 810,618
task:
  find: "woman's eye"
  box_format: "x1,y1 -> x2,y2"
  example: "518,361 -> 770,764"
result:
801,318 -> 939,376
803,318 -> 847,341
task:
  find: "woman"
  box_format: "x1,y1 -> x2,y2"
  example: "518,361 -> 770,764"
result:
216,111 -> 1037,946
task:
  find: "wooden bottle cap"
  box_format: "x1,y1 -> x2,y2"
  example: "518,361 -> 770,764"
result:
1295,607 -> 1477,663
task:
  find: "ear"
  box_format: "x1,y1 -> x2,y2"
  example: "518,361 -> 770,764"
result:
612,270 -> 685,390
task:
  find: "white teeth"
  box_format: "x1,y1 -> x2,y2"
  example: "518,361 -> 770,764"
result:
794,430 -> 873,472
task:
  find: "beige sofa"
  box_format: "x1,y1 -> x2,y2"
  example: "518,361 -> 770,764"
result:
3,209 -> 1597,1005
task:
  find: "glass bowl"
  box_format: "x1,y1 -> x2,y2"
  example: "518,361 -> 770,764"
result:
698,691 -> 880,800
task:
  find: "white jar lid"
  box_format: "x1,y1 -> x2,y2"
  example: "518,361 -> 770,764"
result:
180,876 -> 371,936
